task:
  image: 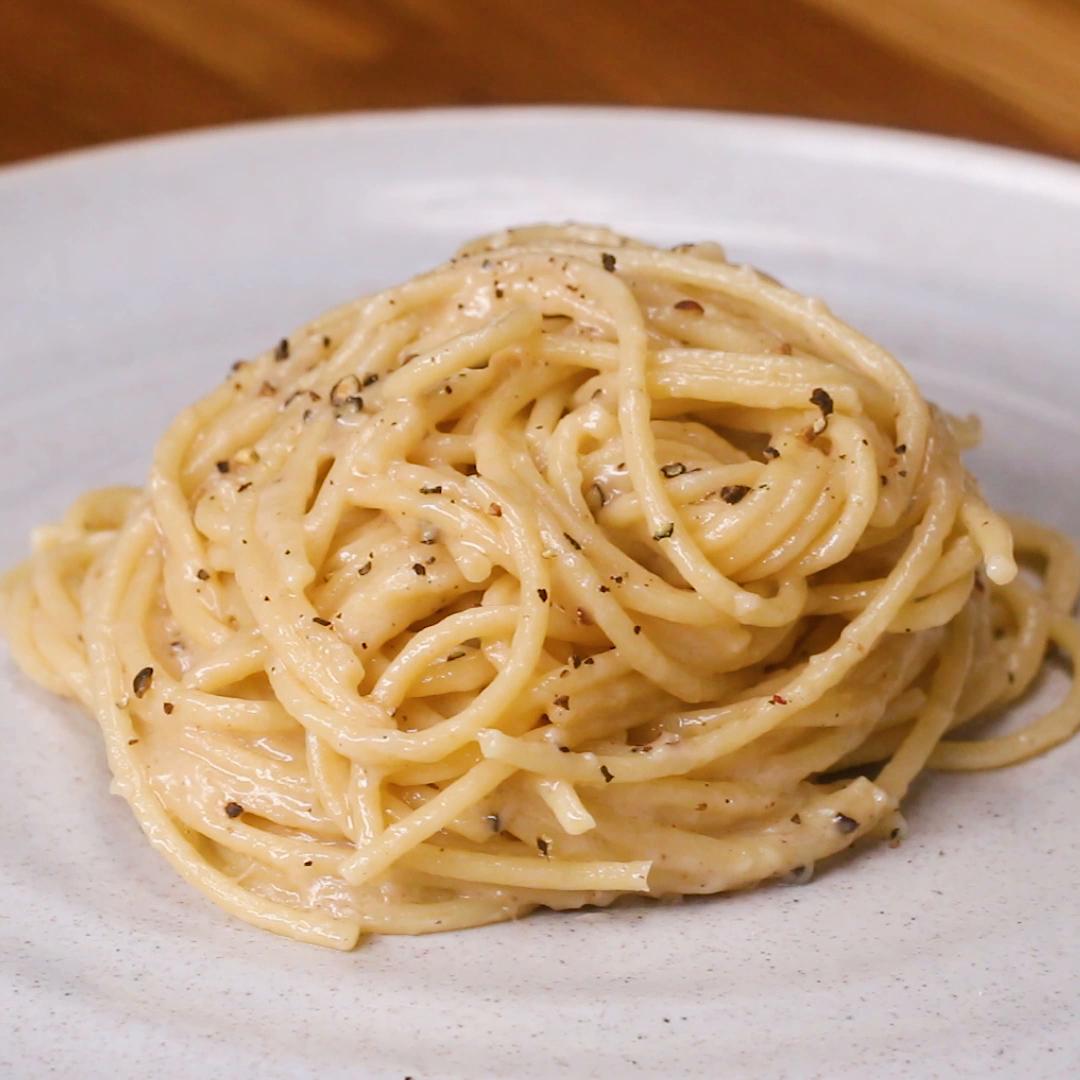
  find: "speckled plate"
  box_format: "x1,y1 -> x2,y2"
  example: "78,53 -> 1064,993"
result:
2,108 -> 1079,1080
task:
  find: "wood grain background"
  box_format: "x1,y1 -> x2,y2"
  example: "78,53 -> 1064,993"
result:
2,0 -> 1078,165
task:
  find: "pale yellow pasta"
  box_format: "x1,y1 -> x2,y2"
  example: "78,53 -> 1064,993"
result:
2,224 -> 1078,950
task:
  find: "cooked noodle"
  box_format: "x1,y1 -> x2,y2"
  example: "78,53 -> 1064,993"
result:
3,224 -> 1077,949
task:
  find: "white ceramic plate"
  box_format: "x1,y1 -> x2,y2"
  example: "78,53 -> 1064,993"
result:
2,108 -> 1078,1080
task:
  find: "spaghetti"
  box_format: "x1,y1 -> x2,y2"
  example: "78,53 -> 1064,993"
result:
3,224 -> 1078,950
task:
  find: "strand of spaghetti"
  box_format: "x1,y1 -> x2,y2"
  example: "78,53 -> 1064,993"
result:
1,566 -> 73,696
84,509 -> 361,948
931,614 -> 1080,769
340,760 -> 515,885
352,898 -> 529,935
876,607 -> 975,799
1010,514 -> 1080,611
400,845 -> 650,891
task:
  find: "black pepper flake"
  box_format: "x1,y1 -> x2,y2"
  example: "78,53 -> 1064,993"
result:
132,666 -> 154,699
652,522 -> 675,541
303,859 -> 314,867
763,446 -> 780,460
791,813 -> 801,824
563,532 -> 582,551
330,375 -> 364,411
661,462 -> 687,478
833,813 -> 859,834
880,475 -> 889,487
273,338 -> 290,361
412,563 -> 427,576
601,252 -> 617,272
196,568 -> 210,581
163,702 -> 174,715
810,387 -> 834,416
237,481 -> 252,492
673,299 -> 704,313
895,443 -> 907,454
224,801 -> 244,819
720,485 -> 751,505
494,287 -> 504,299
571,655 -> 582,669
537,588 -> 549,602
769,693 -> 788,705
128,738 -> 139,745
583,657 -> 595,665
633,624 -> 642,635
489,502 -> 502,517
537,837 -> 551,857
599,764 -> 615,783
420,484 -> 443,495
558,745 -> 570,753
598,585 -> 609,593
215,460 -> 230,474
554,694 -> 570,710
312,616 -> 332,627
322,335 -> 332,348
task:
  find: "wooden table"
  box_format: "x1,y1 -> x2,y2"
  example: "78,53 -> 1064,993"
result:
2,0 -> 1078,165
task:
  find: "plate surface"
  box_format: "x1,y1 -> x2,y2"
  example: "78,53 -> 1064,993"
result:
2,108 -> 1079,1080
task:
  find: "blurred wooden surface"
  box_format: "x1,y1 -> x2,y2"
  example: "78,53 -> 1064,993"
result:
2,0 -> 1078,165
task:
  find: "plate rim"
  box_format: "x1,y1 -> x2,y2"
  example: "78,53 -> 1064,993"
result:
2,105 -> 1079,202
